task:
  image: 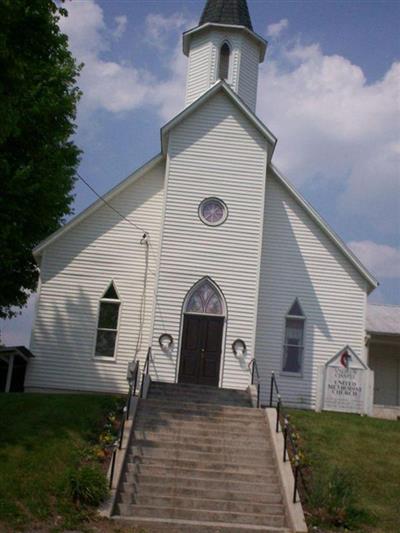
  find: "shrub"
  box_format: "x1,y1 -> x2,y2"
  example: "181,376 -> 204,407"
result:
67,464 -> 108,506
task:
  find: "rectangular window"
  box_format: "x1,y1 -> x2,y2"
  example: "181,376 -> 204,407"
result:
283,317 -> 304,373
95,301 -> 120,358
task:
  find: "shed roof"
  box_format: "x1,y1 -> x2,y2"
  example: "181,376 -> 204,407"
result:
366,304 -> 400,335
200,0 -> 253,31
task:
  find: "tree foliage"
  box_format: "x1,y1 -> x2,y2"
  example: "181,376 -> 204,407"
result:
0,0 -> 81,319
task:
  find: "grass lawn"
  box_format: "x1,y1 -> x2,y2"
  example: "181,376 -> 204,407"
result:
289,409 -> 400,532
0,393 -> 120,532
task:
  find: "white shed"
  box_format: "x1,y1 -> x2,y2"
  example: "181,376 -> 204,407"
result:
367,304 -> 400,415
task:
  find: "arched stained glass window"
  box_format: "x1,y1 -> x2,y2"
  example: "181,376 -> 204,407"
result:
186,280 -> 223,315
218,42 -> 230,80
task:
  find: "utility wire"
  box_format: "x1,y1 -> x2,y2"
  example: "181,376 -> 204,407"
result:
77,170 -> 157,358
77,171 -> 148,236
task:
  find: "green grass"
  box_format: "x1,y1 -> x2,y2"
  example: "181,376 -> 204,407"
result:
288,409 -> 400,532
0,393 -> 120,532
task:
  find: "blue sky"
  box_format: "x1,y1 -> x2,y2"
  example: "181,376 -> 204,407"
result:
1,0 -> 399,345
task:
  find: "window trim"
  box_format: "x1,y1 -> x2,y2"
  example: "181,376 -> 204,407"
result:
217,40 -> 232,82
92,282 -> 121,362
281,300 -> 306,377
198,197 -> 228,227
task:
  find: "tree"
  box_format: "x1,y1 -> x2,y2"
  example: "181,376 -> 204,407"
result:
0,0 -> 81,319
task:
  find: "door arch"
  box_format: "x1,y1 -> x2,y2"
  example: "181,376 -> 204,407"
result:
178,278 -> 226,386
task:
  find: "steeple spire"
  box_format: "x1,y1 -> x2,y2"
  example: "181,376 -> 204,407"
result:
183,0 -> 266,111
199,0 -> 253,31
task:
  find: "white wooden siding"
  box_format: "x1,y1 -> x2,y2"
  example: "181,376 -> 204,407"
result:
255,169 -> 368,408
26,161 -> 165,393
185,33 -> 213,107
237,37 -> 259,111
151,91 -> 268,390
185,29 -> 259,111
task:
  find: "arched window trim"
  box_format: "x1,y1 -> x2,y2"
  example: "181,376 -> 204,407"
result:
183,277 -> 226,316
218,40 -> 231,81
93,281 -> 121,360
101,280 -> 120,302
285,298 -> 306,320
282,299 -> 306,375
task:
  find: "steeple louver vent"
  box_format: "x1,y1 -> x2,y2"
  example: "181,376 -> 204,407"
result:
200,0 -> 253,31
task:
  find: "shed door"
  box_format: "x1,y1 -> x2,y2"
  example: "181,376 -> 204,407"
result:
370,352 -> 399,406
179,315 -> 224,386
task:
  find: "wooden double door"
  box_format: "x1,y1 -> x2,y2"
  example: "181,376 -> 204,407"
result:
178,314 -> 224,386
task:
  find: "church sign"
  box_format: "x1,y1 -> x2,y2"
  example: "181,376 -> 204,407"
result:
317,346 -> 374,415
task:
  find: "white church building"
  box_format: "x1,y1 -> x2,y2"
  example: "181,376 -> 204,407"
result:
26,0 -> 384,408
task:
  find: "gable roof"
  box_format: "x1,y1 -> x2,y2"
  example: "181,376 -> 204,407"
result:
200,0 -> 253,31
161,80 -> 277,157
33,153 -> 164,257
270,164 -> 379,291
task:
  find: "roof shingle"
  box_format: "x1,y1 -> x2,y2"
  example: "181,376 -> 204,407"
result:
199,0 -> 253,31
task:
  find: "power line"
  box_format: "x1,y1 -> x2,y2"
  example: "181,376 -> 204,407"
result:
77,171 -> 148,236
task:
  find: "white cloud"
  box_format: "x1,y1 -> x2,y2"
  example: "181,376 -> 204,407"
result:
59,1 -> 187,117
113,15 -> 127,40
266,18 -> 289,38
145,12 -> 186,50
348,241 -> 400,279
258,41 -> 400,237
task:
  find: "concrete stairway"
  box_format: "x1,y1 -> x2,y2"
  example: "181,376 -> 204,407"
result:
114,382 -> 290,532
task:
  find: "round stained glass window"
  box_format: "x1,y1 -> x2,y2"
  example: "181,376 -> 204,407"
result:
199,197 -> 227,226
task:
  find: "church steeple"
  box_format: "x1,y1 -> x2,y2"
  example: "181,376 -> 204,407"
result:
200,0 -> 253,31
182,0 -> 267,112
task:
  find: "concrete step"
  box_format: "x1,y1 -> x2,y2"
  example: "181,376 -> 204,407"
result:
129,437 -> 272,455
121,481 -> 283,504
132,429 -> 270,447
138,406 -> 263,422
112,516 -> 291,532
117,503 -> 286,527
150,382 -> 250,396
148,384 -> 251,407
133,423 -> 268,440
126,454 -> 276,474
125,462 -> 279,483
141,398 -> 260,416
123,473 -> 280,493
128,445 -> 273,466
134,413 -> 266,431
118,493 -> 284,516
135,413 -> 264,428
148,390 -> 251,404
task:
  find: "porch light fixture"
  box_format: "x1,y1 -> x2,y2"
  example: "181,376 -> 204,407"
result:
159,333 -> 173,351
232,339 -> 246,358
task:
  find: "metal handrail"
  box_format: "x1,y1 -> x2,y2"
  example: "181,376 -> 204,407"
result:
140,346 -> 151,398
269,371 -> 308,504
248,358 -> 261,408
109,360 -> 140,489
126,361 -> 139,417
